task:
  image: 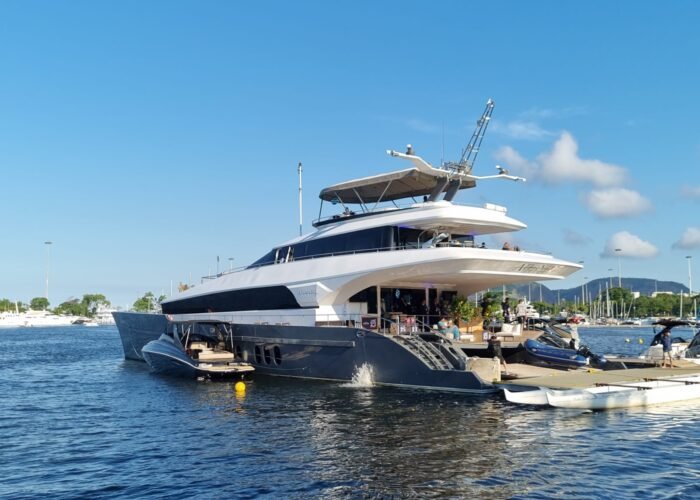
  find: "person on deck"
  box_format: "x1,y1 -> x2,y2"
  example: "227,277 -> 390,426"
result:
418,298 -> 430,329
516,299 -> 528,326
480,296 -> 491,318
662,330 -> 674,368
502,242 -> 511,251
431,297 -> 442,326
487,335 -> 509,374
501,297 -> 511,321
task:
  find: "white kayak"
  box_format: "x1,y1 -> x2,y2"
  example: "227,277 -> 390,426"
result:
503,388 -> 550,405
545,376 -> 700,410
503,385 -> 622,406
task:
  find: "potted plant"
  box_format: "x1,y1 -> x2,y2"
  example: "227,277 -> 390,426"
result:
450,296 -> 476,330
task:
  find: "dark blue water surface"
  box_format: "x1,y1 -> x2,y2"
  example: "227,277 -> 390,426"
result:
1,326 -> 699,499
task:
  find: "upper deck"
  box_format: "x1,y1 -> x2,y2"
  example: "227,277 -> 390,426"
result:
315,149 -> 524,227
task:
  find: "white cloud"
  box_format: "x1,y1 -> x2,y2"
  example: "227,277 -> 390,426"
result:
518,106 -> 588,120
494,132 -> 628,187
493,145 -> 537,178
491,120 -> 554,140
405,118 -> 440,134
672,227 -> 700,249
518,108 -> 556,120
601,231 -> 658,259
537,132 -> 627,187
583,188 -> 652,218
681,185 -> 700,199
563,228 -> 592,246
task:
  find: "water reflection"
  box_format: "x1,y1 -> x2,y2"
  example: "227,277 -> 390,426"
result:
2,326 -> 700,499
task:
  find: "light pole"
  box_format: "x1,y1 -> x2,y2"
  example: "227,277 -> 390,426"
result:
615,248 -> 622,288
229,257 -> 235,271
44,241 -> 52,304
686,255 -> 694,319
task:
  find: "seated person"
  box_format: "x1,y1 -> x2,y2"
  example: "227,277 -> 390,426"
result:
502,242 -> 511,251
437,317 -> 449,335
449,321 -> 461,340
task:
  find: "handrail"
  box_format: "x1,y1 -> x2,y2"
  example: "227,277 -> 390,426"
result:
312,200 -> 504,227
242,242 -> 539,271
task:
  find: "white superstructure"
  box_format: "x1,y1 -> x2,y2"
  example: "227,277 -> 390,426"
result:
162,148 -> 581,326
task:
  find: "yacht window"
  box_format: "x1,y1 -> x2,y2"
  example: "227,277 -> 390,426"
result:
273,346 -> 282,365
249,225 -> 415,269
263,347 -> 272,365
452,234 -> 475,247
254,345 -> 262,364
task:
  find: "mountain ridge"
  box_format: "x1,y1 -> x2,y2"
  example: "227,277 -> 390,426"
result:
507,278 -> 689,303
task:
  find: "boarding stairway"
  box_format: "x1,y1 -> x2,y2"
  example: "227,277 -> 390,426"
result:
394,334 -> 467,371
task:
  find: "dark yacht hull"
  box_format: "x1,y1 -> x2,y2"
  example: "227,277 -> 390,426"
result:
113,312 -> 495,393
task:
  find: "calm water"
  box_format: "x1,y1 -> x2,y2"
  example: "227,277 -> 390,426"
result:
1,326 -> 699,499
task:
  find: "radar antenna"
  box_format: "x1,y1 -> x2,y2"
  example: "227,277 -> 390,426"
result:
443,98 -> 495,174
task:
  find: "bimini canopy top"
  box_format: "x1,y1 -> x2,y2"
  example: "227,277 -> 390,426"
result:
319,150 -> 478,205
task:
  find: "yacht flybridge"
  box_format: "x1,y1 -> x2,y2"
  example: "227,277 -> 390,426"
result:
115,100 -> 582,392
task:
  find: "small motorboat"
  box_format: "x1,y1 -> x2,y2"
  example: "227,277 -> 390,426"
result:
141,321 -> 254,379
72,317 -> 99,327
685,329 -> 700,360
523,338 -> 589,369
545,376 -> 700,410
605,319 -> 700,368
523,322 -> 607,369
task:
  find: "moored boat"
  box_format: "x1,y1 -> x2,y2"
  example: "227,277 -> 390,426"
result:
523,338 -> 589,369
114,100 -> 582,392
605,319 -> 700,368
545,376 -> 700,410
141,321 -> 254,379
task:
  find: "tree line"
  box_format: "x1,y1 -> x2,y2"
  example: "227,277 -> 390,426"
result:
0,292 -> 168,316
508,287 -> 699,319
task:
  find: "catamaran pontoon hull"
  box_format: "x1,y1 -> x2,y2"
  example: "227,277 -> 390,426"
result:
115,312 -> 496,392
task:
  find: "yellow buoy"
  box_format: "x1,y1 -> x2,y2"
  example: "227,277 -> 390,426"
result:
235,381 -> 246,393
639,338 -> 644,344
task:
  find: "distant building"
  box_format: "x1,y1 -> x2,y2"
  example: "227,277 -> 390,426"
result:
651,291 -> 674,298
631,291 -> 640,299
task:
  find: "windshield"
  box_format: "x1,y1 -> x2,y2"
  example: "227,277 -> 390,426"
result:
537,330 -> 570,349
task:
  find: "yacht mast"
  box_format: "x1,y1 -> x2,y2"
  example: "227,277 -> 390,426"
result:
298,162 -> 303,237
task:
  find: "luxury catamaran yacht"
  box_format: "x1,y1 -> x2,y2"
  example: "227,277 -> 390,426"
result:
115,101 -> 582,392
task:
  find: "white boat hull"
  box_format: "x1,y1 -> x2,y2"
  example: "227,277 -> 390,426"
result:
545,377 -> 700,410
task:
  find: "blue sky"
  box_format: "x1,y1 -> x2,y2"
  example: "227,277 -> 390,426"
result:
2,1 -> 700,308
